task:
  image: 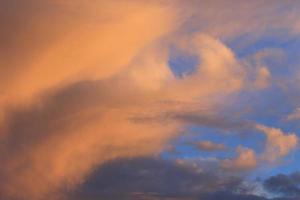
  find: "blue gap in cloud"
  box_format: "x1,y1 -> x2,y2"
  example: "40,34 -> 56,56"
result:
168,46 -> 199,78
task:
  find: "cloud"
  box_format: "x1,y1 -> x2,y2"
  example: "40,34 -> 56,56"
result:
0,79 -> 181,199
68,157 -> 245,200
264,172 -> 300,197
68,157 -> 299,200
256,125 -> 298,162
221,146 -> 257,171
170,33 -> 245,101
0,21 -> 247,200
180,0 -> 300,40
0,1 -> 180,198
196,141 -> 226,151
253,67 -> 271,90
0,27 -> 253,198
0,0 -> 177,104
285,108 -> 300,121
173,112 -> 254,133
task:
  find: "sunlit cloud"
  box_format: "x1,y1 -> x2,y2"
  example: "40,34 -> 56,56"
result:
221,146 -> 257,171
256,124 -> 298,162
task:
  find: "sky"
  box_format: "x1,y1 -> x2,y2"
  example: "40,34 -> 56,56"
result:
1,0 -> 300,200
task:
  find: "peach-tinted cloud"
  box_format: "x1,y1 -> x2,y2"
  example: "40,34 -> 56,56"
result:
256,124 -> 298,162
0,0 -> 177,105
0,1 -> 179,199
286,108 -> 300,121
0,79 -> 185,199
253,67 -> 271,90
196,141 -> 226,151
166,33 -> 245,104
0,29 -> 249,198
221,146 -> 257,171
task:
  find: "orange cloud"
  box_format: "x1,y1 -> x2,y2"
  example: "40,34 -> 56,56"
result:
0,1 -> 180,199
253,67 -> 271,90
221,146 -> 257,171
0,0 -> 177,104
196,141 -> 226,151
256,124 -> 298,162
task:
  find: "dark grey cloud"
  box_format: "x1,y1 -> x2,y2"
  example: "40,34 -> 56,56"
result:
66,157 -> 300,200
264,172 -> 300,197
73,157 -> 241,196
67,157 -> 271,200
198,191 -> 268,200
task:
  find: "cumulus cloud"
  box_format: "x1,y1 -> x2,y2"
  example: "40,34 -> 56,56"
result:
256,125 -> 298,162
221,146 -> 257,171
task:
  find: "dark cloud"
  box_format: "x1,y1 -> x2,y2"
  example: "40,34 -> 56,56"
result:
69,157 -> 267,200
67,157 -> 300,200
264,172 -> 300,197
198,191 -> 268,200
70,157 -> 238,198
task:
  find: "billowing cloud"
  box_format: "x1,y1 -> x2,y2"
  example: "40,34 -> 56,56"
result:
221,146 -> 257,171
256,125 -> 298,162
